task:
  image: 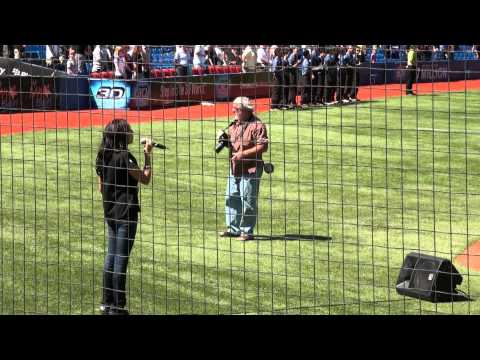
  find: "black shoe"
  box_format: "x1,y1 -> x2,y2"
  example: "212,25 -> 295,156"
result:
99,303 -> 112,315
109,308 -> 130,315
219,230 -> 240,238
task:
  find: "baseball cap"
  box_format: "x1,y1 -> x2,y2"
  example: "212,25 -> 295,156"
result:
233,96 -> 254,111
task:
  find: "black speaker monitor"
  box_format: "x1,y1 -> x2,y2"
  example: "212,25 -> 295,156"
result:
396,252 -> 469,303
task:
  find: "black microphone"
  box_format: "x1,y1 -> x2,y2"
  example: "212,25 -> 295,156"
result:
140,139 -> 167,150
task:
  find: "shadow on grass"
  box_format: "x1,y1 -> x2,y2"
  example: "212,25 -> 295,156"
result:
253,234 -> 332,241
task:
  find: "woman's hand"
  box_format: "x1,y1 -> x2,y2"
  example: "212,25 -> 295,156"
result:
142,137 -> 153,154
231,151 -> 244,161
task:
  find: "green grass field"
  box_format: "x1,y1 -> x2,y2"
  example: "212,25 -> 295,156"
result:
1,91 -> 480,314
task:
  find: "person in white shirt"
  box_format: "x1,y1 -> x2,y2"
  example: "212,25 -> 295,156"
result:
66,48 -> 79,75
242,45 -> 257,73
174,45 -> 190,76
193,45 -> 206,69
46,45 -> 61,67
214,46 -> 226,65
113,46 -> 127,79
256,45 -> 269,69
92,45 -> 112,72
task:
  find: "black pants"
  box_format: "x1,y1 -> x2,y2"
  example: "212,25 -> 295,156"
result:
311,71 -> 319,103
350,68 -> 361,99
287,69 -> 298,106
336,67 -> 347,102
283,70 -> 290,106
344,67 -> 354,99
316,70 -> 325,103
271,72 -> 284,108
325,69 -> 337,103
176,65 -> 188,77
406,66 -> 416,94
301,73 -> 312,105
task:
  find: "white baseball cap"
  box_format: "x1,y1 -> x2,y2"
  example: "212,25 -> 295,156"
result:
233,96 -> 254,111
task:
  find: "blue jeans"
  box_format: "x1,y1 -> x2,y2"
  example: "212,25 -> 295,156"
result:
225,166 -> 263,235
103,216 -> 138,309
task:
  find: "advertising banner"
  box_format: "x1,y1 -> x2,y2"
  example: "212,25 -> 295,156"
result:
131,77 -> 214,109
214,74 -> 230,101
89,79 -> 132,109
358,60 -> 480,86
0,77 -> 21,111
129,79 -> 151,110
0,57 -> 57,77
55,76 -> 93,111
0,76 -> 56,112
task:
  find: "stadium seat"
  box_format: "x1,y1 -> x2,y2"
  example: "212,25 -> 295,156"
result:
454,52 -> 465,61
208,66 -> 215,74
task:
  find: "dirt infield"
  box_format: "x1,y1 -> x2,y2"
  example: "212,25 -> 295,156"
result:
1,79 -> 480,137
455,241 -> 480,272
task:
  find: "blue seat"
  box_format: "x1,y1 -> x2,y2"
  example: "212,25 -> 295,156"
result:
453,52 -> 465,61
466,52 -> 476,60
25,45 -> 46,59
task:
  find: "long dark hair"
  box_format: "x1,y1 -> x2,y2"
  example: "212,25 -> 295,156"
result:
95,119 -> 132,176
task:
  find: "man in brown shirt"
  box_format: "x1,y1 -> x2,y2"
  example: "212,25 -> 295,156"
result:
218,97 -> 268,241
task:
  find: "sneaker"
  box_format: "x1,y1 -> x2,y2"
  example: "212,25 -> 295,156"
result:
99,303 -> 112,315
218,230 -> 240,237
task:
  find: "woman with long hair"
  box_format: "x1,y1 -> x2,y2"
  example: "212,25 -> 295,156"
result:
95,119 -> 153,315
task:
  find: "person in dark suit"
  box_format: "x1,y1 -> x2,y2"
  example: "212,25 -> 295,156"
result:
287,47 -> 301,109
350,45 -> 365,101
300,49 -> 312,107
271,47 -> 286,110
310,47 -> 323,105
324,47 -> 338,104
342,46 -> 354,103
282,48 -> 290,108
336,46 -> 347,103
